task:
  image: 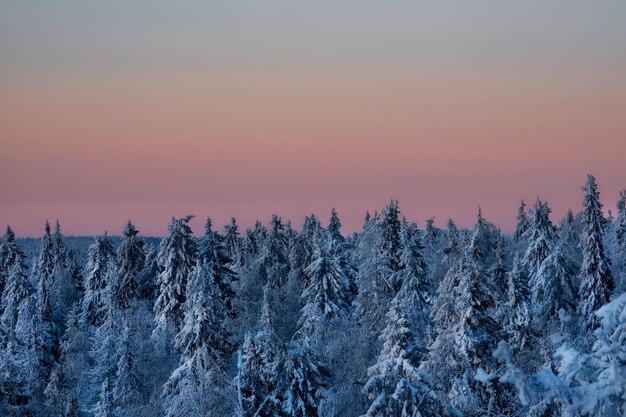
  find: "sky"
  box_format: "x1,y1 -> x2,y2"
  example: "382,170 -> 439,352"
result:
1,1 -> 626,236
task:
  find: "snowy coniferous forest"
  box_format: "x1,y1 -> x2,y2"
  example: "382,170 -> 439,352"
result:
2,174 -> 626,417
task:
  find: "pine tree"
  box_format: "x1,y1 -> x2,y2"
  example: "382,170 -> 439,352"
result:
613,190 -> 626,292
298,236 -> 353,340
28,222 -> 61,395
81,234 -> 117,326
198,218 -> 237,315
260,215 -> 290,288
504,255 -> 536,355
50,221 -> 83,325
443,219 -> 460,264
154,215 -> 197,337
616,190 -> 626,246
1,245 -> 33,337
114,221 -> 145,310
58,303 -> 90,414
425,214 -> 511,415
94,378 -> 113,417
513,200 -> 530,241
280,342 -> 328,417
52,220 -> 73,271
496,292 -> 626,416
524,199 -> 557,277
390,224 -> 430,332
33,221 -> 57,335
363,233 -> 453,417
578,175 -> 614,331
235,334 -> 280,417
44,365 -> 63,412
363,303 -> 454,417
137,244 -> 159,303
235,286 -> 284,417
161,237 -> 233,416
89,304 -> 122,404
379,200 -> 403,278
287,215 -> 321,290
327,208 -> 344,244
223,217 -> 243,268
424,217 -> 438,249
112,323 -> 142,415
559,209 -> 579,246
531,245 -> 577,329
0,226 -> 20,302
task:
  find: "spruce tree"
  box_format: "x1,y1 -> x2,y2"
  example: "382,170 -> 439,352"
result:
137,244 -> 159,303
425,214 -> 511,415
260,215 -> 290,288
531,245 -> 577,329
298,236 -> 353,340
0,226 -> 20,302
161,234 -> 233,416
524,199 -> 557,277
114,221 -> 145,310
198,218 -> 237,315
424,217 -> 438,249
513,199 -> 530,241
223,217 -> 243,268
81,234 -> 117,327
112,323 -> 142,415
504,255 -> 537,359
154,215 -> 197,337
578,175 -> 614,331
327,208 -> 344,244
363,236 -> 452,417
236,334 -> 278,417
616,190 -> 626,246
443,219 -> 460,264
94,378 -> 113,417
1,244 -> 33,337
33,221 -> 56,335
379,200 -> 403,278
280,342 -> 328,417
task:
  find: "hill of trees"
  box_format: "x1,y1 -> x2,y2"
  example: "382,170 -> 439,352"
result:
1,175 -> 625,417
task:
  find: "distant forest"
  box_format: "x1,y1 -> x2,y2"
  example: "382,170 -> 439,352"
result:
1,174 -> 625,417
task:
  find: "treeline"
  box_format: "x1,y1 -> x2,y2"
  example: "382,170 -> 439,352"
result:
0,175 -> 625,416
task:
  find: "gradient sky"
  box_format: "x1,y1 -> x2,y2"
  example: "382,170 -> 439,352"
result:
1,1 -> 626,236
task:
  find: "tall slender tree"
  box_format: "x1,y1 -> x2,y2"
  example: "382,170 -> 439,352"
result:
161,229 -> 233,416
81,234 -> 117,327
578,175 -> 614,331
114,221 -> 145,310
513,200 -> 530,241
154,215 -> 197,337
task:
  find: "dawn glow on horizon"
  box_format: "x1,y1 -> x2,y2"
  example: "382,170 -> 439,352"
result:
1,1 -> 626,236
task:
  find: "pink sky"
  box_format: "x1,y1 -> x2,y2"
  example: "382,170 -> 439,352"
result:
1,2 -> 625,236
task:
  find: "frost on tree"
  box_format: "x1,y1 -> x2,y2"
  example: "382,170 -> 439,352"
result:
363,237 -> 455,417
259,215 -> 290,289
531,244 -> 577,330
154,215 -> 198,338
513,199 -> 530,242
198,217 -> 237,316
425,212 -> 513,415
81,234 -> 117,327
223,217 -> 243,268
578,175 -> 614,331
0,236 -> 33,337
298,236 -> 354,340
161,230 -> 233,417
114,221 -> 145,310
523,199 -> 557,277
496,292 -> 626,417
356,201 -> 404,334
